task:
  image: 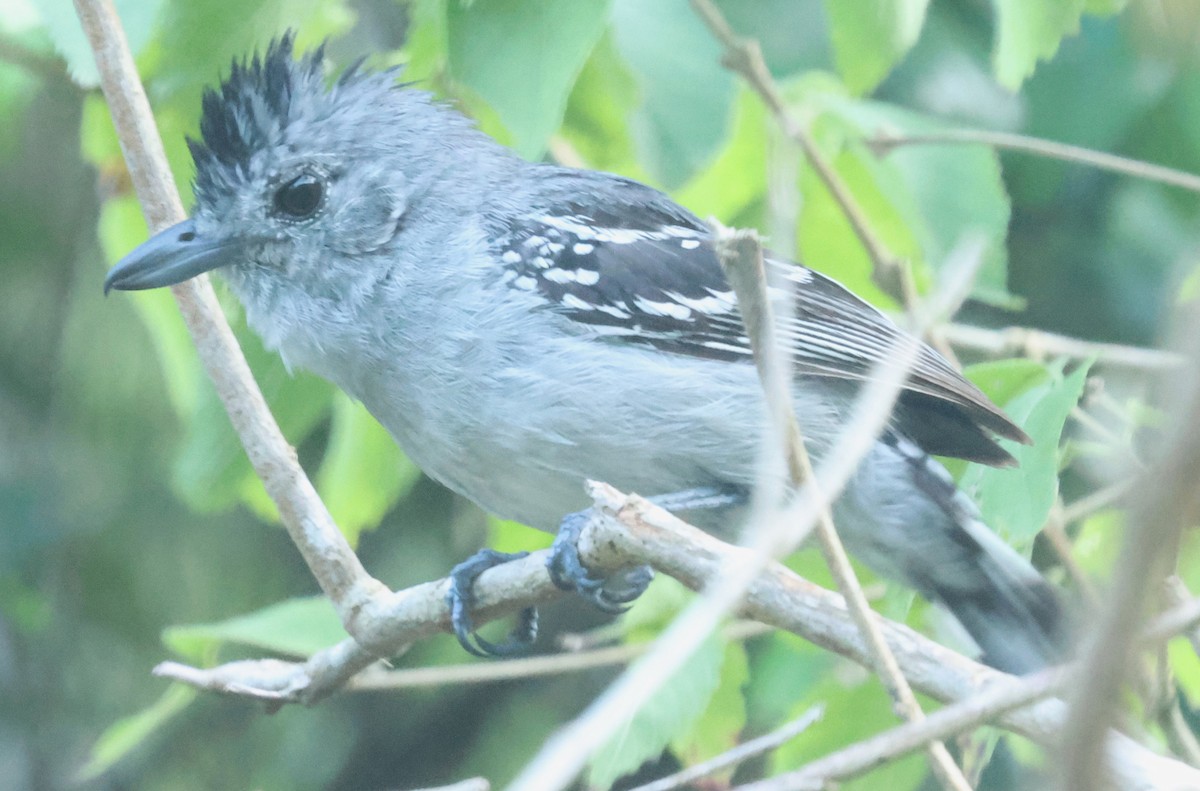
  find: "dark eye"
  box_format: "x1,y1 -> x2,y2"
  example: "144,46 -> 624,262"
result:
273,173 -> 324,219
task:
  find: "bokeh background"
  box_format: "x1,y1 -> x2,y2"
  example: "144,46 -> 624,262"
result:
3,0 -> 1200,789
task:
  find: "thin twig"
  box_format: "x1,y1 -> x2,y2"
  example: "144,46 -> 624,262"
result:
868,128 -> 1200,195
1061,480 -> 1135,524
627,705 -> 826,791
74,0 -> 391,644
715,223 -> 972,791
688,0 -> 913,308
154,482 -> 1200,788
409,780 -> 490,791
1060,306 -> 1200,790
0,33 -> 64,82
1041,501 -> 1097,603
939,322 -> 1183,371
737,668 -> 1068,791
347,621 -> 771,691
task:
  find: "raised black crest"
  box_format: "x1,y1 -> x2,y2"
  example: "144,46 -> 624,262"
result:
187,32 -> 325,195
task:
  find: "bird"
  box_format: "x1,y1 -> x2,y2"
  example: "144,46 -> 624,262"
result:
104,34 -> 1066,673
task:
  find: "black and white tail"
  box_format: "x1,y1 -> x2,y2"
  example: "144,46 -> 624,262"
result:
887,432 -> 1068,674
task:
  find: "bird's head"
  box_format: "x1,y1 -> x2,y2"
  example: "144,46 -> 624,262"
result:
104,33 -> 482,310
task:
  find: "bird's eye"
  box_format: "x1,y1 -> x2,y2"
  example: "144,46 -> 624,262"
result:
273,173 -> 324,219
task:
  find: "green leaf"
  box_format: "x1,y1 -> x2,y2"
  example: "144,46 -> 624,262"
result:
316,394 -> 421,547
34,0 -> 165,87
771,674 -> 924,791
447,0 -> 610,160
561,33 -> 647,178
587,635 -> 726,789
825,99 -> 1016,306
487,517 -> 552,554
671,642 -> 748,769
990,0 -> 1086,89
676,89 -> 768,222
964,358 -> 1051,407
96,196 -> 201,418
76,684 -> 197,782
162,596 -> 348,661
171,315 -> 334,513
150,0 -> 354,102
823,0 -> 931,94
611,0 -> 736,187
961,360 -> 1092,545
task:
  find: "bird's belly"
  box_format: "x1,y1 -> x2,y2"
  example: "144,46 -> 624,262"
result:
356,340 -> 839,534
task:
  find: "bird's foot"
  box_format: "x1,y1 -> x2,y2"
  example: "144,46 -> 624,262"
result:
547,485 -> 748,613
547,511 -> 654,613
447,549 -> 538,657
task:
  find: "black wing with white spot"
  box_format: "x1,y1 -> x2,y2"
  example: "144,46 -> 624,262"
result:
490,173 -> 1028,465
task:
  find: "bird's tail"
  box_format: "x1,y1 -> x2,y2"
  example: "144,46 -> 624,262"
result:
929,531 -> 1067,674
885,434 -> 1069,674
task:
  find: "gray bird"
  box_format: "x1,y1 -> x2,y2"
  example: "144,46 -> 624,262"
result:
105,35 -> 1065,672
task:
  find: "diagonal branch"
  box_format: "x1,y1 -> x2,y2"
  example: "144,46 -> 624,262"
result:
153,482 -> 1200,788
1060,306 -> 1200,790
688,0 -> 914,309
868,128 -> 1200,195
714,223 -> 977,791
73,0 -> 389,641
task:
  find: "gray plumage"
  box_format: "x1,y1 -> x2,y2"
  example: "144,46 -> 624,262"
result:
107,36 -> 1065,673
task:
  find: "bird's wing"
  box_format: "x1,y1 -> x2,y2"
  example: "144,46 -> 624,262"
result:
488,172 -> 1028,466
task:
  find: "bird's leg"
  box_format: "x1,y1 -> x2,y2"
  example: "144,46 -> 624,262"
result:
447,485 -> 746,658
547,485 -> 748,612
447,549 -> 538,657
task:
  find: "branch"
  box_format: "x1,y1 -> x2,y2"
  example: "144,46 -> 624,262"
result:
737,668 -> 1069,791
688,0 -> 913,308
627,706 -> 825,791
155,483 -> 1200,788
1060,305 -> 1200,789
714,223 -> 973,791
346,621 -> 770,691
868,128 -> 1200,195
74,0 -> 390,642
0,33 -> 64,82
938,322 -> 1183,371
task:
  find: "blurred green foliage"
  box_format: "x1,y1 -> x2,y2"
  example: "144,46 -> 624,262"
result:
2,0 -> 1200,788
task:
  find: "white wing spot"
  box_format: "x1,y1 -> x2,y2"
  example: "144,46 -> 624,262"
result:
514,275 -> 537,290
573,242 -> 595,255
680,239 -> 701,250
596,303 -> 631,319
543,267 -> 576,284
634,296 -> 693,320
501,250 -> 522,264
561,293 -> 594,311
575,269 -> 600,286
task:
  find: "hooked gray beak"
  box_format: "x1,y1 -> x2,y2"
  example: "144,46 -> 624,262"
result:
104,219 -> 241,294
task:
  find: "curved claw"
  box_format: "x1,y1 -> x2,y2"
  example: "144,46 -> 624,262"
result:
548,512 -> 653,615
446,549 -> 539,657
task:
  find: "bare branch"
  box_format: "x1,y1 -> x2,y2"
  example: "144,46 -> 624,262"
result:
73,0 -> 388,640
627,706 -> 825,791
347,622 -> 771,691
714,222 -> 972,790
154,483 -> 1200,788
0,33 -> 64,82
1060,305 -> 1200,790
868,128 -> 1200,195
688,0 -> 913,307
409,779 -> 489,791
739,668 -> 1069,791
938,322 -> 1183,371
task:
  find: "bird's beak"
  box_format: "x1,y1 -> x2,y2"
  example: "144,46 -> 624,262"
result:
104,219 -> 241,294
